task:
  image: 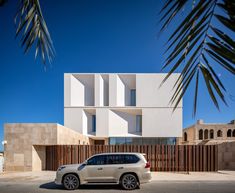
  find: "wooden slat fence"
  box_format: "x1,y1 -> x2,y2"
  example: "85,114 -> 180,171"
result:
45,145 -> 218,172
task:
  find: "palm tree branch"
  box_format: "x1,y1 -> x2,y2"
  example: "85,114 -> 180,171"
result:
193,69 -> 199,117
160,0 -> 235,115
15,0 -> 55,66
202,53 -> 226,91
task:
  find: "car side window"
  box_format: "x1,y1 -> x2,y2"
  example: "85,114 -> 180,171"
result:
124,155 -> 140,164
106,155 -> 124,164
87,155 -> 106,165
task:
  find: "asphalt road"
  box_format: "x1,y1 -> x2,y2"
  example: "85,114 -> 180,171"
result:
0,181 -> 235,193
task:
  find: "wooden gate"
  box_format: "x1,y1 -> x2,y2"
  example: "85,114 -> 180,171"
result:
45,145 -> 218,172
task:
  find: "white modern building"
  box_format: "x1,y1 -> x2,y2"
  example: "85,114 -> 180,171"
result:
64,73 -> 182,145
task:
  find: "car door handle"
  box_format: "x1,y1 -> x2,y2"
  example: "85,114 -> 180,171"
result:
118,167 -> 124,169
97,167 -> 103,170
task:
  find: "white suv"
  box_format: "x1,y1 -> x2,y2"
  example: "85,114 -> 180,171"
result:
55,152 -> 151,190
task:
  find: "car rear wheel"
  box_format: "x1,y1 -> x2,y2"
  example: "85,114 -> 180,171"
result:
63,174 -> 79,190
121,174 -> 138,190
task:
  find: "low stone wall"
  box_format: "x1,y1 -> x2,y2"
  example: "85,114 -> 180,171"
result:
4,123 -> 90,171
0,154 -> 3,173
218,142 -> 235,170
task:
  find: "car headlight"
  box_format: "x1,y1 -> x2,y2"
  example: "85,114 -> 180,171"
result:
57,166 -> 66,171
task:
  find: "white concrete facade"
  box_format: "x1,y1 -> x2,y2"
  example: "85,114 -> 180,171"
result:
64,73 -> 182,139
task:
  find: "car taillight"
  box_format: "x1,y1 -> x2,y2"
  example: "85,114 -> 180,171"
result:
145,161 -> 150,168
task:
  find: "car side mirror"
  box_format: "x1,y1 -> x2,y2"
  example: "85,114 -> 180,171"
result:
78,162 -> 87,171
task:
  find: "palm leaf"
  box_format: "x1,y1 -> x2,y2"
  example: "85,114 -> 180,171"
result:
202,53 -> 226,91
210,26 -> 235,48
193,70 -> 199,117
166,0 -> 212,43
15,0 -> 55,66
215,14 -> 235,32
0,0 -> 7,6
160,0 -> 234,116
160,0 -> 188,32
200,65 -> 219,109
205,49 -> 235,74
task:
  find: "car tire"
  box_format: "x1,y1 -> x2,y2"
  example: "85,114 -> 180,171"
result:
121,174 -> 138,190
63,174 -> 80,190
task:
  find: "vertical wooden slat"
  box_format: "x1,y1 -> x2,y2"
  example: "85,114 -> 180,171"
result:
154,145 -> 157,172
180,145 -> 184,172
173,145 -> 175,172
203,145 -> 207,171
175,145 -> 178,172
208,145 -> 211,171
185,146 -> 187,172
210,145 -> 214,171
193,145 -> 196,171
156,145 -> 159,171
214,145 -> 218,171
161,145 -> 163,172
199,145 -> 202,171
188,145 -> 191,171
166,145 -> 171,171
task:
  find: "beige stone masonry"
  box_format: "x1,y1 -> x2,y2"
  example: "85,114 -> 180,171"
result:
4,123 -> 90,172
181,120 -> 235,145
218,142 -> 235,170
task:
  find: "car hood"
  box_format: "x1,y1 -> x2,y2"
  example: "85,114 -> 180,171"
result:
61,164 -> 81,168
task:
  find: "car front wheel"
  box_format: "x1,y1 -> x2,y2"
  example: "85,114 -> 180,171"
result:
121,174 -> 138,190
63,174 -> 79,190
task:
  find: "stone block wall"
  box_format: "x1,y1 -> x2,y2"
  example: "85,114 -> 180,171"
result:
4,123 -> 90,171
218,142 -> 235,170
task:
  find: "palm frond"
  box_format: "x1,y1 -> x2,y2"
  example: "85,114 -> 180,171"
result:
15,0 -> 55,66
160,0 -> 188,32
160,0 -> 235,116
0,0 -> 7,6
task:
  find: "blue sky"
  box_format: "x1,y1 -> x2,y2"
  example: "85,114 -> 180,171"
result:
0,0 -> 234,151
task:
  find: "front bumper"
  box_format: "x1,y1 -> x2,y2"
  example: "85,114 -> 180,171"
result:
54,178 -> 62,185
54,171 -> 63,185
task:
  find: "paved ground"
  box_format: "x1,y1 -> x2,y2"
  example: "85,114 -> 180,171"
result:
1,181 -> 235,193
0,171 -> 235,193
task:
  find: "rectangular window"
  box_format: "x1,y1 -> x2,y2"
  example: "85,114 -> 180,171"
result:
124,155 -> 140,164
106,155 -> 125,164
92,115 -> 96,132
87,155 -> 105,165
130,89 -> 136,106
136,115 -> 142,133
108,137 -> 176,145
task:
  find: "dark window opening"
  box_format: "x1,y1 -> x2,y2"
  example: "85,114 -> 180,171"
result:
227,129 -> 232,137
233,130 -> 235,137
94,140 -> 105,145
184,132 -> 187,141
109,137 -> 176,145
130,89 -> 136,106
217,130 -> 222,137
199,129 -> 203,140
92,115 -> 96,132
204,130 -> 208,140
136,115 -> 142,133
210,130 -> 214,139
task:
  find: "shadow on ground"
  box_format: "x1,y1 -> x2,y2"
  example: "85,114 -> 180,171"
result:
39,182 -> 64,190
39,181 -> 122,190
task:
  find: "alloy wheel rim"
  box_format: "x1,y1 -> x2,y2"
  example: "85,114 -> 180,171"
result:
123,175 -> 137,190
64,176 -> 78,190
